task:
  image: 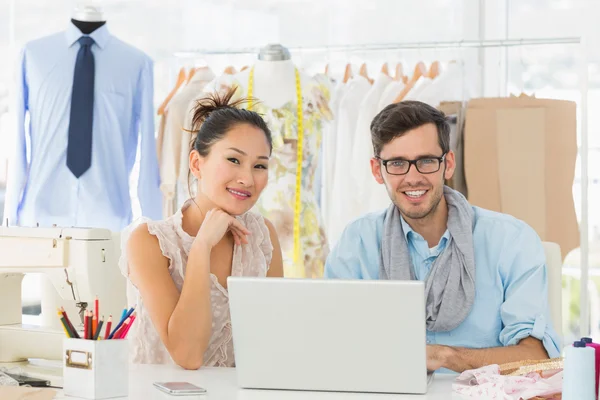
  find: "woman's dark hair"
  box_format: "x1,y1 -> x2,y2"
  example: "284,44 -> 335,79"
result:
190,86 -> 272,157
370,100 -> 450,157
186,86 -> 272,196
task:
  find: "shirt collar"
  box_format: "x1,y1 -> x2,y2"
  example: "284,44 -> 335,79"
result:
65,21 -> 110,49
400,215 -> 451,248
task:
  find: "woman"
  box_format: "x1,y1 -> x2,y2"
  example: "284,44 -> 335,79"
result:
120,87 -> 283,369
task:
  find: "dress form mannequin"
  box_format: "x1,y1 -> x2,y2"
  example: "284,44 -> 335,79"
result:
227,44 -> 330,278
234,44 -> 313,109
71,2 -> 106,34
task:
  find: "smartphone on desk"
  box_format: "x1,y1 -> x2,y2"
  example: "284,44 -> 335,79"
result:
153,381 -> 207,396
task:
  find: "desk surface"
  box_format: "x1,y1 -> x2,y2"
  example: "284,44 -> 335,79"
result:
50,364 -> 466,400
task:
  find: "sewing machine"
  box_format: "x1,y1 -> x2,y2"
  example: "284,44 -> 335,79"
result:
0,226 -> 127,362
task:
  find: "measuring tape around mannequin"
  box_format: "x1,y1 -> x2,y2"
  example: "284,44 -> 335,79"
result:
248,67 -> 304,271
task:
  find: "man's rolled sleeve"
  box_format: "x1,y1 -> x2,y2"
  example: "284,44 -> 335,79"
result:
498,224 -> 561,358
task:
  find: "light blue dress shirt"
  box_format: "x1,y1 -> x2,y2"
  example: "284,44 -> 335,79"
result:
324,206 -> 561,359
3,22 -> 161,231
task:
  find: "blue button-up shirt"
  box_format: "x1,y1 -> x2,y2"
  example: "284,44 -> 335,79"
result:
324,206 -> 561,359
4,22 -> 161,231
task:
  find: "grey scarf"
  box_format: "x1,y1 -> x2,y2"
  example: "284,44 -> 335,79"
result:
379,186 -> 476,332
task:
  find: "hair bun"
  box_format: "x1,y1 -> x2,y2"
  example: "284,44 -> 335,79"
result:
192,86 -> 250,130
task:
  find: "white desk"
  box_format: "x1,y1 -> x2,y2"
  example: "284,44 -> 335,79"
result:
50,364 -> 467,400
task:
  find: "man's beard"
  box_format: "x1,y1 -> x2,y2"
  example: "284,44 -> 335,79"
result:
390,182 -> 444,221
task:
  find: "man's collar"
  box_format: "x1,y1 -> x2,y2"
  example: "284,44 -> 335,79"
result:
65,21 -> 110,49
399,214 -> 415,241
399,214 -> 451,246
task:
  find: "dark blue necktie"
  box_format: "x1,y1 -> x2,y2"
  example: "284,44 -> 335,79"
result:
67,36 -> 95,178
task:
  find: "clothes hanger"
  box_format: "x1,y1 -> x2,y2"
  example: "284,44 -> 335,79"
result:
394,62 -> 406,83
157,67 -> 186,115
343,63 -> 353,84
359,63 -> 373,84
381,62 -> 390,78
393,61 -> 427,103
428,60 -> 441,79
187,67 -> 197,83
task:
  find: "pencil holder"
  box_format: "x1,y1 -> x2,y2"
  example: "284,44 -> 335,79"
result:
63,338 -> 129,399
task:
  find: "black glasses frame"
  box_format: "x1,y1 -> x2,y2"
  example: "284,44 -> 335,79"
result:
376,153 -> 447,175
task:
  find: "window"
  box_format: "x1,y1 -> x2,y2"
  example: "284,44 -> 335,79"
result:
507,0 -> 599,344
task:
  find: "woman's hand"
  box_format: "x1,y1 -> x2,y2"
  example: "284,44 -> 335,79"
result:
195,208 -> 251,249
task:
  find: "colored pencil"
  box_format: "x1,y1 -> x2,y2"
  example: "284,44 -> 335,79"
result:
60,307 -> 80,339
104,316 -> 112,340
86,311 -> 93,340
57,309 -> 71,338
93,296 -> 99,335
120,314 -> 136,339
112,317 -> 130,340
94,318 -> 104,340
83,311 -> 90,339
109,306 -> 135,339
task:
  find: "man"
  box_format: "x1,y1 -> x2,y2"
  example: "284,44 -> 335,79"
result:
324,101 -> 560,373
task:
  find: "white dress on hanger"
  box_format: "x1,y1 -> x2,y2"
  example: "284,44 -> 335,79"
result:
418,62 -> 466,107
327,75 -> 371,247
348,73 -> 393,223
404,77 -> 433,101
177,74 -> 236,209
159,68 -> 215,217
322,80 -> 348,237
377,80 -> 405,112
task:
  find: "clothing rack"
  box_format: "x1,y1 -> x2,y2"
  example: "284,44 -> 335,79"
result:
176,36 -> 590,338
174,37 -> 581,57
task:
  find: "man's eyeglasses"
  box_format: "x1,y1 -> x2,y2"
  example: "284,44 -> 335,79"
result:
375,153 -> 447,175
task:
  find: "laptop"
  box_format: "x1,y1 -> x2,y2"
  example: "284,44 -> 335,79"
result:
228,277 -> 429,394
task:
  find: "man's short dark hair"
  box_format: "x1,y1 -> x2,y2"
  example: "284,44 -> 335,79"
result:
370,101 -> 450,157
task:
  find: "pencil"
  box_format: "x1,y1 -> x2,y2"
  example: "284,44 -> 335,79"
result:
59,317 -> 71,338
83,311 -> 89,340
109,306 -> 135,339
121,314 -> 136,339
104,316 -> 112,340
93,296 -> 99,336
61,307 -> 80,339
86,311 -> 93,340
94,318 -> 104,340
113,317 -> 130,340
60,316 -> 75,338
57,309 -> 71,338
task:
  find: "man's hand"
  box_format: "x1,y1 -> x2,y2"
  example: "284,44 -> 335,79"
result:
426,345 -> 451,372
425,337 -> 549,373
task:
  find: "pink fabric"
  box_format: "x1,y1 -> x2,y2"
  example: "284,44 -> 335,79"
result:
452,364 -> 563,400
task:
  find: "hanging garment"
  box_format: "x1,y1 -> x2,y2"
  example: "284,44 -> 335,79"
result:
176,73 -> 236,210
158,68 -> 215,217
311,73 -> 335,211
327,76 -> 371,246
438,101 -> 468,197
403,76 -> 433,101
377,80 -> 405,112
321,79 -> 348,238
464,97 -> 579,260
208,71 -> 332,278
348,73 -> 393,221
418,62 -> 466,108
4,22 -> 160,231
